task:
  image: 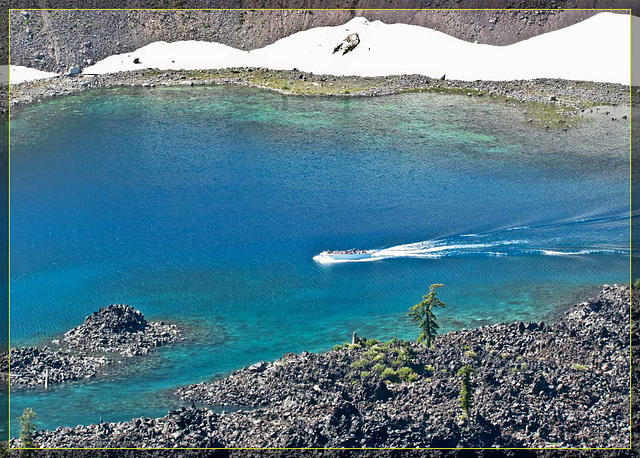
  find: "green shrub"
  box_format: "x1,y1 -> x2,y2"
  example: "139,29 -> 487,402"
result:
373,353 -> 386,362
397,367 -> 419,383
381,368 -> 400,383
360,371 -> 371,379
634,278 -> 640,289
398,347 -> 416,364
333,344 -> 343,351
382,337 -> 398,350
372,363 -> 386,373
351,359 -> 369,370
425,364 -> 436,373
571,363 -> 588,371
363,338 -> 380,347
464,350 -> 477,358
392,358 -> 404,368
348,343 -> 362,350
364,349 -> 379,359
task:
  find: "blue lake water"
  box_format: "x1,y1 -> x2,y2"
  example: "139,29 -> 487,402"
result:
6,86 -> 630,435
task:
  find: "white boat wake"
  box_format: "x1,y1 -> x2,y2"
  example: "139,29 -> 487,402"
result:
313,215 -> 629,264
314,239 -> 526,264
314,239 -> 624,264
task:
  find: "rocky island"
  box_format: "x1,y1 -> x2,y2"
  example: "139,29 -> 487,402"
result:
12,284 -> 632,449
4,304 -> 180,389
62,303 -> 180,357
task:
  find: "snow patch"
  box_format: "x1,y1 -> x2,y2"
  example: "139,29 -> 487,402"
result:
9,13 -> 636,85
5,65 -> 57,84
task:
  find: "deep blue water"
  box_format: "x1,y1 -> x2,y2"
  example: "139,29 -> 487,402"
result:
6,86 -> 630,435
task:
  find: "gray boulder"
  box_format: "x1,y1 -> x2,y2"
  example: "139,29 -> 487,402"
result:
333,33 -> 360,55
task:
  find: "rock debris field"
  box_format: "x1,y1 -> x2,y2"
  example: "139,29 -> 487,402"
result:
11,285 -> 632,448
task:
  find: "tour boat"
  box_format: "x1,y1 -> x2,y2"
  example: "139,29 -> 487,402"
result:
318,249 -> 375,260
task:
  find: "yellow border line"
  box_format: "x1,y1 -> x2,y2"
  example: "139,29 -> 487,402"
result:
6,7 -> 635,451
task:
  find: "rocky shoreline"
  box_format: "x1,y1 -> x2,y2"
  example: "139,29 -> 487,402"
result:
7,68 -> 634,128
4,304 -> 180,389
15,284 -> 632,448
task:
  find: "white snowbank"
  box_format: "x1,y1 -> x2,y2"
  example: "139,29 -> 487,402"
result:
10,12 -> 637,85
5,65 -> 57,84
84,12 -> 634,85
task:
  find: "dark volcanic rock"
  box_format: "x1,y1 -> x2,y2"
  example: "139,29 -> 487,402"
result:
21,284 -> 632,449
63,304 -> 180,357
7,346 -> 110,389
4,304 -> 181,389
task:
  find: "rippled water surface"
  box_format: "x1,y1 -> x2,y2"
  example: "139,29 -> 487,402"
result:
6,86 -> 630,434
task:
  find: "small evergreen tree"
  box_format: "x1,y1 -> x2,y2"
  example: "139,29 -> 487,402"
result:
18,408 -> 37,457
457,365 -> 475,424
408,284 -> 446,347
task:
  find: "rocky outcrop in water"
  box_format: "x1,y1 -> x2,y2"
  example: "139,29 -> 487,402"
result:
63,304 -> 180,357
5,304 -> 181,389
5,346 -> 110,389
20,284 -> 632,448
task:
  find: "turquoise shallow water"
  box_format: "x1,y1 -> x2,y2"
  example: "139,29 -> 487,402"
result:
5,86 -> 630,435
